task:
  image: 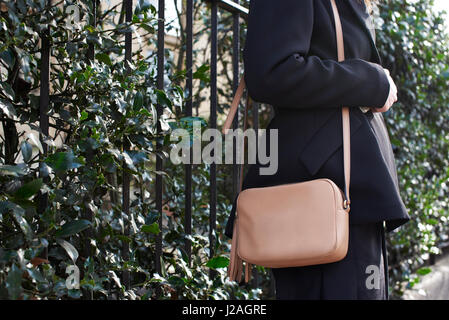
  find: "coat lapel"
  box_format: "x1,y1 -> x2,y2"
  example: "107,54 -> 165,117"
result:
346,0 -> 382,64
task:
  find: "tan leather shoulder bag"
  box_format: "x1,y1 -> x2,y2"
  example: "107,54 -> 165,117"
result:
222,0 -> 351,283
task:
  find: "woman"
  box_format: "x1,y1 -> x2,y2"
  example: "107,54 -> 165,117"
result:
224,0 -> 410,300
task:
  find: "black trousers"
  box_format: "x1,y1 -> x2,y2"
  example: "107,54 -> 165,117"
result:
271,222 -> 388,300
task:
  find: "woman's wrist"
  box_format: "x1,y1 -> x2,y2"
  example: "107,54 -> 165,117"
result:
370,63 -> 392,109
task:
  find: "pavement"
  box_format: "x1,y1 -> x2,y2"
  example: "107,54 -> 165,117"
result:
403,254 -> 449,300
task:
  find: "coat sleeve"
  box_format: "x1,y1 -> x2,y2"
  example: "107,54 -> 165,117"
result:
243,0 -> 390,109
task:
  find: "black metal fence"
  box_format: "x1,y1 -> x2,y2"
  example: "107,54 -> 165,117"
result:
36,0 -> 269,294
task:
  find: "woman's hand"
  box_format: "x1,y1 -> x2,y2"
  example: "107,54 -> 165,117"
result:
371,68 -> 397,113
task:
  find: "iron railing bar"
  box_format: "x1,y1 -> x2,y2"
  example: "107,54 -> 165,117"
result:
82,0 -> 98,300
213,0 -> 249,18
184,0 -> 193,267
155,0 -> 165,284
122,0 -> 133,291
209,0 -> 218,280
37,0 -> 51,264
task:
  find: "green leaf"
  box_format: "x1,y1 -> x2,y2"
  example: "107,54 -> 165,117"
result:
14,178 -> 43,200
109,271 -> 122,288
26,268 -> 46,283
45,151 -> 83,172
0,164 -> 28,177
141,222 -> 160,234
193,64 -> 210,83
10,204 -> 33,240
85,25 -> 95,33
80,110 -> 88,121
6,264 -> 22,299
135,0 -> 152,14
155,89 -> 172,108
20,141 -> 33,163
122,152 -> 137,171
115,97 -> 127,114
58,71 -> 65,88
1,81 -> 15,100
56,239 -> 79,263
95,52 -> 112,66
0,99 -> 17,120
417,267 -> 432,276
206,256 -> 229,269
0,201 -> 11,215
0,49 -> 15,69
39,162 -> 52,178
133,91 -> 143,108
160,256 -> 167,278
115,235 -> 131,243
145,211 -> 159,225
55,220 -> 91,238
67,289 -> 81,299
168,276 -> 186,288
27,132 -> 43,154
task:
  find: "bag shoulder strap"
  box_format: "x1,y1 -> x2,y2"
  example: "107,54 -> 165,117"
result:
222,0 -> 351,209
330,0 -> 351,209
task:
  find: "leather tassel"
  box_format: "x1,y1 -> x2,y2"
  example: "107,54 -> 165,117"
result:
228,216 -> 244,282
236,256 -> 243,282
227,223 -> 235,278
227,220 -> 236,278
244,262 -> 252,283
232,254 -> 243,282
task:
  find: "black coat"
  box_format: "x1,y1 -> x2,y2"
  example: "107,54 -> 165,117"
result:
224,0 -> 411,238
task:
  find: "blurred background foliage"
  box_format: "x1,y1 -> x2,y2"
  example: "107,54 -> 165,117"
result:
376,0 -> 449,296
0,0 -> 449,300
